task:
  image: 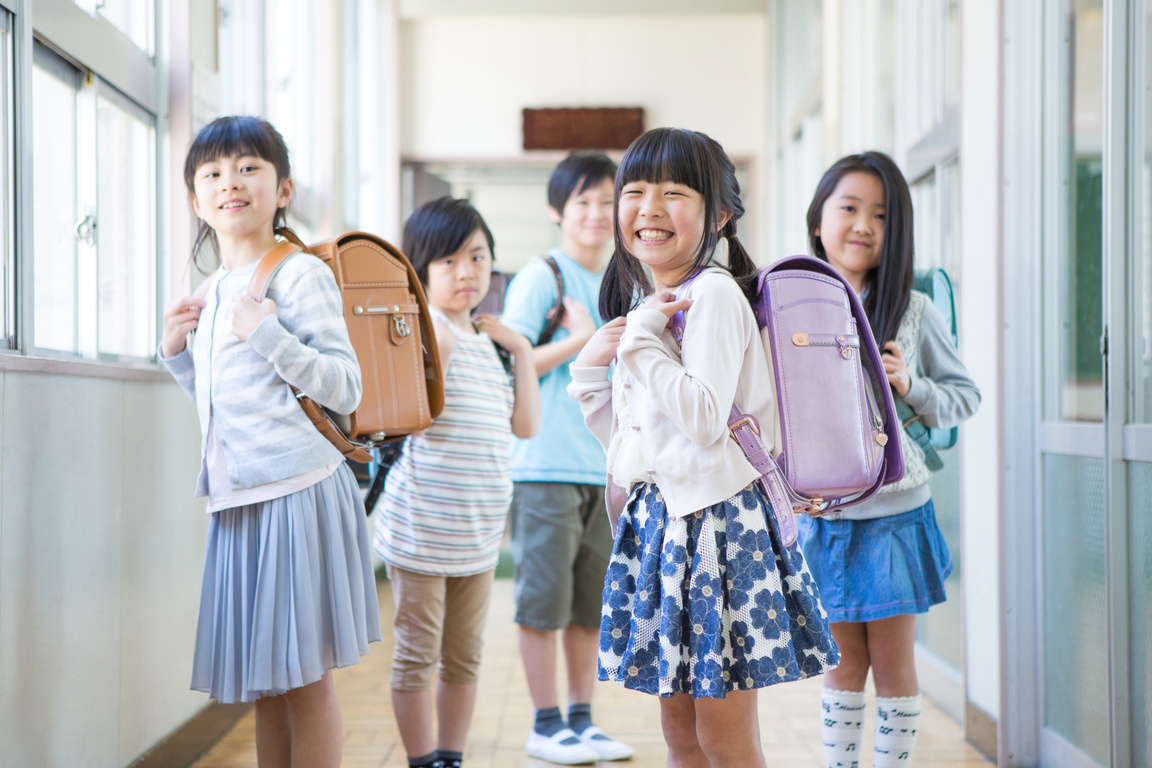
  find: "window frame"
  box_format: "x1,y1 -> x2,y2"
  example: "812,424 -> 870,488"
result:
0,8 -> 14,350
0,0 -> 165,370
29,39 -> 159,363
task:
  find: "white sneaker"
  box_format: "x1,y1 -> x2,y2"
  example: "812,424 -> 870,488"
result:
578,725 -> 635,761
526,727 -> 600,765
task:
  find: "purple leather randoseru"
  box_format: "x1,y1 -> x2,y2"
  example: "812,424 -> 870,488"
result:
759,256 -> 904,503
668,257 -> 903,543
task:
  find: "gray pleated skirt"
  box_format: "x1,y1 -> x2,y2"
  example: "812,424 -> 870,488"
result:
191,463 -> 382,703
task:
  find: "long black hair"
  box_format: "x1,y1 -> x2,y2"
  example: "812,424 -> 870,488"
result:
806,151 -> 914,347
184,116 -> 295,273
401,196 -> 495,288
599,127 -> 757,320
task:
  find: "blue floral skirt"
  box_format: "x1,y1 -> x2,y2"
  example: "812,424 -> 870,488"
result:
598,482 -> 840,699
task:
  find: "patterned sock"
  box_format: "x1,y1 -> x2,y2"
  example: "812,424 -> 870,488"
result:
820,687 -> 866,768
435,749 -> 463,768
873,695 -> 921,767
533,706 -> 568,737
407,751 -> 441,768
566,703 -> 593,735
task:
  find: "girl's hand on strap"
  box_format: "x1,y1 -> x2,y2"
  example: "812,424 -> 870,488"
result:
641,291 -> 693,319
882,341 -> 911,397
574,316 -> 627,368
231,294 -> 278,342
555,296 -> 596,342
161,295 -> 205,358
474,314 -> 532,355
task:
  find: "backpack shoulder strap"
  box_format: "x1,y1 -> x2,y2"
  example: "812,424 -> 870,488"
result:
536,255 -> 567,346
246,239 -> 308,302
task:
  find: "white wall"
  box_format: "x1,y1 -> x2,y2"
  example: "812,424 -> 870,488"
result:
958,0 -> 1002,722
0,371 -> 208,767
400,15 -> 767,161
400,13 -> 767,272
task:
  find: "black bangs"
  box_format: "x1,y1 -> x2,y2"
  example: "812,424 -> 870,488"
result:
401,197 -> 495,287
184,116 -> 294,272
599,127 -> 758,320
183,116 -> 291,193
616,127 -> 710,194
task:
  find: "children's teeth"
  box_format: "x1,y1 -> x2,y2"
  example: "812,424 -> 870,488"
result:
638,229 -> 671,241
223,202 -> 247,209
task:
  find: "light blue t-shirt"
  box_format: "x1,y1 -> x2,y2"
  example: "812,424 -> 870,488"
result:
501,249 -> 607,485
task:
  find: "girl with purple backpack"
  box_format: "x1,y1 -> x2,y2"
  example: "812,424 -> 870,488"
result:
569,127 -> 840,767
801,151 -> 981,768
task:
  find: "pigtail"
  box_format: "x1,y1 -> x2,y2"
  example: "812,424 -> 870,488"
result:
721,221 -> 759,306
609,127 -> 758,313
598,248 -> 651,321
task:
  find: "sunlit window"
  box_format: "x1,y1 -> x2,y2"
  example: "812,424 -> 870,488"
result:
32,51 -> 80,354
266,0 -> 319,239
0,13 -> 13,349
32,43 -> 156,359
74,0 -> 154,55
96,91 -> 155,357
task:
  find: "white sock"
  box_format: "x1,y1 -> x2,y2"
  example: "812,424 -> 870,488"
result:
873,694 -> 921,767
820,687 -> 866,768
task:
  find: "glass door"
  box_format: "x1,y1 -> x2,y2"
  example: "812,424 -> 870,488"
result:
1125,3 -> 1152,766
1036,1 -> 1152,766
1037,4 -> 1108,766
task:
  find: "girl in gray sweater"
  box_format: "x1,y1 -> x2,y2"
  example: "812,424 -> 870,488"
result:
801,151 -> 981,768
161,116 -> 380,768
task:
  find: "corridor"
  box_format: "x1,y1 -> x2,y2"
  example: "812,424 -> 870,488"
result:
190,576 -> 995,768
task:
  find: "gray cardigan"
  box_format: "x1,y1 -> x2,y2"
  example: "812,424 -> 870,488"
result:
832,290 -> 981,521
164,251 -> 361,496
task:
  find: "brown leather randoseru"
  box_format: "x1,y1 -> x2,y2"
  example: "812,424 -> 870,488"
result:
246,229 -> 445,464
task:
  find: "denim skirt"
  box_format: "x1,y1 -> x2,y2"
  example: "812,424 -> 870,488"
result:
797,499 -> 952,624
191,463 -> 382,703
598,482 -> 840,699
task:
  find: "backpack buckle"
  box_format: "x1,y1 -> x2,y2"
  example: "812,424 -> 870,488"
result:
729,415 -> 760,438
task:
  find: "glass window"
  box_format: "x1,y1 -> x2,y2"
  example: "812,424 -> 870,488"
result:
32,56 -> 81,354
943,0 -> 960,109
74,0 -> 154,55
96,90 -> 154,358
266,0 -> 318,238
1047,0 -> 1104,422
1139,1 -> 1152,423
32,43 -> 157,360
0,15 -> 12,348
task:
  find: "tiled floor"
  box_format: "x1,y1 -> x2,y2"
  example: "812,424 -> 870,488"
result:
192,574 -> 994,767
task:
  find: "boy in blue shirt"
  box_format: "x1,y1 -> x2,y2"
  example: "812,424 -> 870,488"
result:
502,151 -> 633,764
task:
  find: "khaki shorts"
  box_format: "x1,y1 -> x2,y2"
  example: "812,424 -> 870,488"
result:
509,482 -> 612,631
386,565 -> 495,692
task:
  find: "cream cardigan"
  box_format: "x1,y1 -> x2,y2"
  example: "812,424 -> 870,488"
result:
568,266 -> 781,519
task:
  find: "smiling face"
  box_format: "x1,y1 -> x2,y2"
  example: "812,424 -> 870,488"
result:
617,180 -> 709,289
816,171 -> 887,292
550,176 -> 615,255
423,228 -> 493,325
190,153 -> 291,251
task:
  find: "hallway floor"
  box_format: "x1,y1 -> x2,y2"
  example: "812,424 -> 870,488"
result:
192,574 -> 994,767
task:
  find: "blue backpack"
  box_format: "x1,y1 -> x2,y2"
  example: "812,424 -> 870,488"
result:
894,267 -> 958,473
913,268 -> 958,450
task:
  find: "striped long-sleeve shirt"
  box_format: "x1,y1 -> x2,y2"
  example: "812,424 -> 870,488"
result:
374,314 -> 514,576
163,251 -> 361,496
